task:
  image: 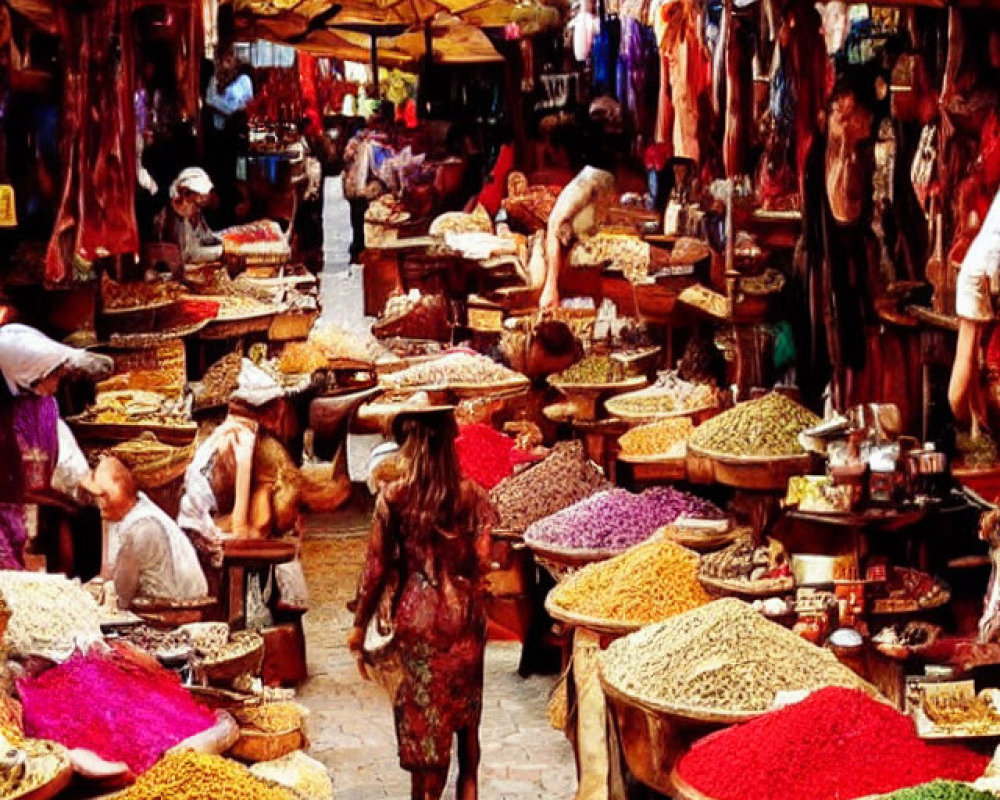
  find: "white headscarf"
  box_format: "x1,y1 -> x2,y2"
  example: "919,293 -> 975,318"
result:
0,324 -> 91,395
232,359 -> 284,408
169,167 -> 214,200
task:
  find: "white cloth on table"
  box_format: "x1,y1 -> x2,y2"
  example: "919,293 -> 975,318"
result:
109,492 -> 208,607
956,190 -> 1000,322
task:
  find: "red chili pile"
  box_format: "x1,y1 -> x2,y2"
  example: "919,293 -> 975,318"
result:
456,424 -> 539,490
676,688 -> 990,800
18,645 -> 217,773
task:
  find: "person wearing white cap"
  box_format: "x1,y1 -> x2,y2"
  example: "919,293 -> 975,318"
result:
153,166 -> 222,265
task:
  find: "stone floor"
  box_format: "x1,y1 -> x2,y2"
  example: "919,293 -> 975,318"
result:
297,508 -> 578,799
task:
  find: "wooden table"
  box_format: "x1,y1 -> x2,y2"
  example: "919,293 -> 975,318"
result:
781,506 -> 930,571
218,539 -> 296,629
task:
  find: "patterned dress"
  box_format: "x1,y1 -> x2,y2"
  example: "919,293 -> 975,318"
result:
354,480 -> 495,771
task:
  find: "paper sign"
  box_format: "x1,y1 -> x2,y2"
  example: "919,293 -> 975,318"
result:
0,185 -> 17,228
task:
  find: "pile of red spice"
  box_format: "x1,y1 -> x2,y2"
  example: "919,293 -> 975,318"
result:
456,424 -> 539,490
18,645 -> 217,773
676,688 -> 990,800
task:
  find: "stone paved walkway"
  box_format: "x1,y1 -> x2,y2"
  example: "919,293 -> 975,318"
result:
298,513 -> 578,800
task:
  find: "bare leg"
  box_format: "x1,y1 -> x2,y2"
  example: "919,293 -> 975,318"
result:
456,726 -> 480,800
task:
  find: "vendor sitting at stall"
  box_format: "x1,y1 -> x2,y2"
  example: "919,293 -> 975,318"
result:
82,456 -> 207,610
539,166 -> 616,310
153,167 -> 223,267
178,359 -> 302,552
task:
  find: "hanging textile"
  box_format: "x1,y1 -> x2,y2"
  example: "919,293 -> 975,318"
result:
592,16 -> 621,97
46,0 -> 139,285
655,0 -> 711,162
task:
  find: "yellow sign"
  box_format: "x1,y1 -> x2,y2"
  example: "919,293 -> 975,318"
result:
0,185 -> 16,228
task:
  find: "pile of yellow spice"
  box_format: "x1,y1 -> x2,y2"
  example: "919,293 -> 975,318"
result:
114,751 -> 297,800
619,418 -> 695,457
548,538 -> 711,627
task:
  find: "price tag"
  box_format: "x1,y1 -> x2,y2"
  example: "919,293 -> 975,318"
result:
0,185 -> 17,228
467,306 -> 504,333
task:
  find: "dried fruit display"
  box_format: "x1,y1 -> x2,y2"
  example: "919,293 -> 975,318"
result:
489,441 -> 609,533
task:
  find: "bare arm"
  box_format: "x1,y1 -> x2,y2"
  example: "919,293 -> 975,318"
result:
950,317 -> 984,424
352,494 -> 395,632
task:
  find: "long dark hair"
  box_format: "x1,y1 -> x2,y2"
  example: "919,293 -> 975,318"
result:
398,413 -> 464,534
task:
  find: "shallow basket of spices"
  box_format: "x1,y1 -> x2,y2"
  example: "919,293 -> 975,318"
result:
523,540 -> 616,583
228,702 -> 308,763
194,632 -> 266,686
543,595 -> 642,637
664,523 -> 743,553
698,573 -> 796,598
3,743 -> 74,800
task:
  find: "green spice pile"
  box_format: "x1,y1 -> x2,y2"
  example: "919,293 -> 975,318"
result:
876,782 -> 994,800
489,441 -> 610,533
552,356 -> 623,385
688,392 -> 820,458
600,598 -> 871,714
607,373 -> 716,418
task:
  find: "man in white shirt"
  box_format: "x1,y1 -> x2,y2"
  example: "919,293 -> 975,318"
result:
950,189 -> 1000,424
82,457 -> 208,609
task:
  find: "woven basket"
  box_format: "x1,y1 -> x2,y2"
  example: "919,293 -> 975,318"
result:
108,434 -> 196,490
196,639 -> 266,686
228,727 -> 304,763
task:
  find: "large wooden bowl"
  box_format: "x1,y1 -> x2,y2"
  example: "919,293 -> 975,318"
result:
600,677 -> 739,796
686,444 -> 813,491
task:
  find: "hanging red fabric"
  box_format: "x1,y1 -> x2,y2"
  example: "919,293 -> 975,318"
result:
298,52 -> 322,138
45,0 -> 140,286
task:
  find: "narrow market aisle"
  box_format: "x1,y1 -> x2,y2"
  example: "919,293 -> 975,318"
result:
298,518 -> 578,799
301,191 -> 578,799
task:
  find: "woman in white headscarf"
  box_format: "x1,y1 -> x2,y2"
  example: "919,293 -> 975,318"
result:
154,167 -> 223,264
0,324 -> 111,569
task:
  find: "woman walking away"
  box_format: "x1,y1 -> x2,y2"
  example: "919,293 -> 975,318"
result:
348,407 -> 496,800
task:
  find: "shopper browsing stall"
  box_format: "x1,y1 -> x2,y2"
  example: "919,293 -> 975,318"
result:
0,324 -> 110,569
82,456 -> 208,609
349,407 -> 496,800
